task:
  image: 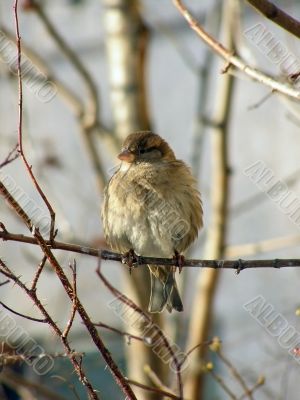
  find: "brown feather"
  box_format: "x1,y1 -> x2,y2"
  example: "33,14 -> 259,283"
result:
101,131 -> 203,312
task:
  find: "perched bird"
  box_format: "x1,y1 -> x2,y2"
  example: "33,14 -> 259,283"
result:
101,132 -> 202,313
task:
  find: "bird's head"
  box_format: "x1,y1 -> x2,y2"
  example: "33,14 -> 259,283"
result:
118,131 -> 176,164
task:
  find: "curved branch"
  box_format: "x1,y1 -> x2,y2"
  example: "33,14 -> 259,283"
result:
0,301 -> 47,323
0,144 -> 19,169
0,257 -> 97,399
125,378 -> 181,400
173,0 -> 300,101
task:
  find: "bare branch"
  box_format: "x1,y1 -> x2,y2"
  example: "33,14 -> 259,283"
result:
0,257 -> 97,399
172,0 -> 300,101
30,255 -> 47,292
209,368 -> 238,400
125,378 -> 181,400
62,260 -> 78,339
26,0 -> 120,192
216,350 -> 253,400
14,0 -> 56,241
238,376 -> 265,400
0,27 -> 83,118
96,261 -> 184,399
0,144 -> 19,169
0,181 -> 136,400
2,227 -> 300,270
0,300 -> 47,323
143,365 -> 177,397
94,322 -> 146,344
28,0 -> 99,129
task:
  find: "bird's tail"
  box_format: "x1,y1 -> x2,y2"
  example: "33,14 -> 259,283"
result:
148,266 -> 183,313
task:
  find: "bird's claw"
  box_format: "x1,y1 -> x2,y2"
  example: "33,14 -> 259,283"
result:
173,251 -> 185,274
121,249 -> 138,274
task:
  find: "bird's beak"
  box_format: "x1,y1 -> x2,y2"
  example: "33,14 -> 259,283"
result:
118,149 -> 135,163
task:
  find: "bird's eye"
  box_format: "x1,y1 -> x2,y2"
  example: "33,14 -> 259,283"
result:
138,146 -> 156,154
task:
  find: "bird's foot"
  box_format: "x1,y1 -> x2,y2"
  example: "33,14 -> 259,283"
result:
173,250 -> 185,274
121,249 -> 138,274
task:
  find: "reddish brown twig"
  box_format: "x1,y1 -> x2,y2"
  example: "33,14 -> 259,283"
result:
30,255 -> 47,292
62,260 -> 78,339
0,301 -> 47,323
14,0 -> 56,242
0,257 -> 97,399
2,4 -> 136,389
32,230 -> 137,399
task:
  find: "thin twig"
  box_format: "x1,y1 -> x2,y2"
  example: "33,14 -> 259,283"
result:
27,0 -> 117,192
96,261 -> 184,399
2,12 -> 135,390
0,27 -> 83,118
32,230 -> 137,400
125,378 -> 181,400
14,0 -> 56,241
30,255 -> 47,292
144,364 -> 179,398
94,322 -> 146,343
0,300 -> 47,323
238,377 -> 265,400
0,258 -> 97,400
185,340 -> 213,358
217,350 -> 253,400
0,144 -> 19,169
62,260 -> 78,339
0,183 -> 136,399
246,0 -> 300,39
209,369 -> 238,400
172,0 -> 300,101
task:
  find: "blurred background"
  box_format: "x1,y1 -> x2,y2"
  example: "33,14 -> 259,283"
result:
1,0 -> 300,399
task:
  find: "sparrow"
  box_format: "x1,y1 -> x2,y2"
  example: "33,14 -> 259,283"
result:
101,131 -> 203,313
